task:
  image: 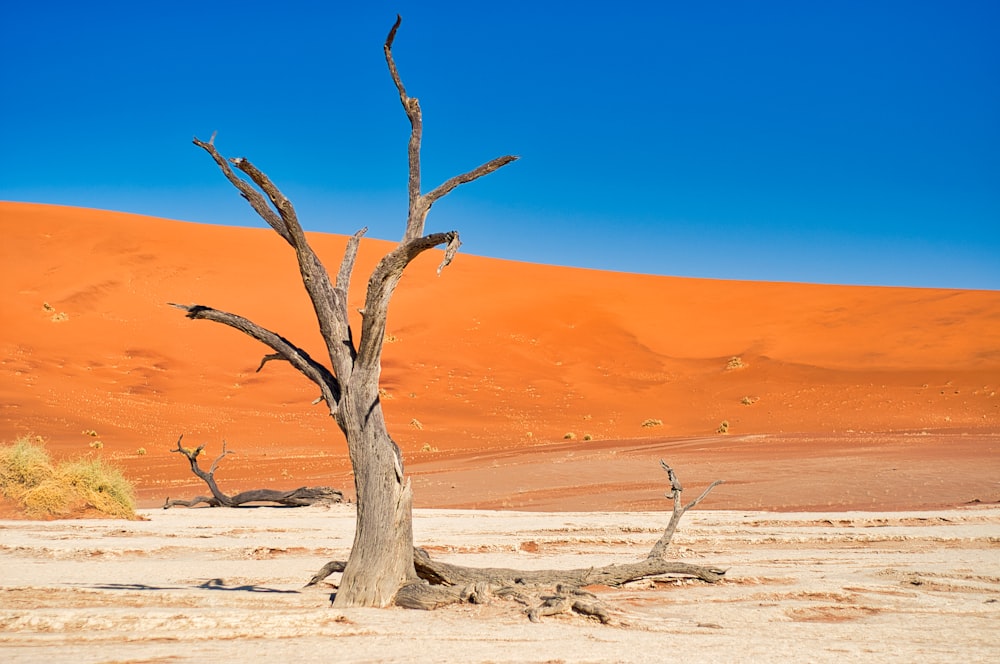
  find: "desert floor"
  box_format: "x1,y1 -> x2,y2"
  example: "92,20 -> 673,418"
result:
2,504 -> 998,663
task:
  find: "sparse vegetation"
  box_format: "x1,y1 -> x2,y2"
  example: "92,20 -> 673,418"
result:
420,443 -> 439,453
582,434 -> 593,441
563,432 -> 576,440
136,447 -> 147,456
42,302 -> 69,322
741,396 -> 759,406
717,420 -> 730,434
0,436 -> 136,519
726,356 -> 746,370
641,418 -> 663,428
409,418 -> 423,430
89,440 -> 104,450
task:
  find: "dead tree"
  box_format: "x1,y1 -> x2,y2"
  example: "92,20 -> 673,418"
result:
163,436 -> 343,508
174,15 -> 516,607
175,16 -> 724,612
308,461 -> 726,621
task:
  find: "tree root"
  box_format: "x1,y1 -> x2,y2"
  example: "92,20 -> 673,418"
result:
307,461 -> 725,622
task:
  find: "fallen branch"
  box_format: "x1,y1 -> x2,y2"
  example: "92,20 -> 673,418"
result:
164,436 -> 343,508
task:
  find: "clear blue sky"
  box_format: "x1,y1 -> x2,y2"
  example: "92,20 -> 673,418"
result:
2,1 -> 998,289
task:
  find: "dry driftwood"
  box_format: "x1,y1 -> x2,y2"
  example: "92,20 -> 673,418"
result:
307,461 -> 725,622
163,436 -> 343,509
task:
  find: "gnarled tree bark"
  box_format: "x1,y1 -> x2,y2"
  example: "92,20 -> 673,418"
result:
163,436 -> 343,508
177,15 -> 517,607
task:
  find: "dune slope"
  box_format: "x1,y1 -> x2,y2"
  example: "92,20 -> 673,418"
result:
2,202 -> 998,509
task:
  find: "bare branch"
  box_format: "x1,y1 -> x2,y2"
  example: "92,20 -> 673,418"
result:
355,231 -> 458,370
256,353 -> 286,373
384,14 -> 422,235
208,440 -> 234,475
169,302 -> 340,405
231,157 -> 306,247
166,438 -> 343,509
192,137 -> 290,244
170,435 -> 231,506
336,226 -> 368,292
424,155 -> 519,209
648,461 -> 725,560
384,15 -> 407,104
192,139 -> 355,379
224,157 -> 357,377
437,231 -> 461,275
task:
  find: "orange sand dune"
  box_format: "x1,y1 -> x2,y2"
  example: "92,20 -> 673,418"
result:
2,202 -> 998,510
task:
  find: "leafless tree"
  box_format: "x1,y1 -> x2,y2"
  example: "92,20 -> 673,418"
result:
174,16 -> 723,612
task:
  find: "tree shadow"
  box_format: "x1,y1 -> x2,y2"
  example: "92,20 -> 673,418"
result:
197,578 -> 300,594
78,580 -> 299,594
84,582 -> 180,591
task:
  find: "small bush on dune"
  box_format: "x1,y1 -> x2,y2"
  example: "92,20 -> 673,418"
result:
0,436 -> 136,519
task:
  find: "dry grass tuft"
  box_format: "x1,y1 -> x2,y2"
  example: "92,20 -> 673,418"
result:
726,356 -> 746,370
0,436 -> 136,519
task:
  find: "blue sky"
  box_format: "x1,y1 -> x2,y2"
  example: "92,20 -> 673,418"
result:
2,1 -> 998,289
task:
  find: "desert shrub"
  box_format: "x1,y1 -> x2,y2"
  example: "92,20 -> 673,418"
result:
0,436 -> 136,519
726,356 -> 745,370
741,396 -> 759,406
0,436 -> 54,498
563,432 -> 576,440
717,420 -> 730,434
58,457 -> 135,519
641,418 -> 663,428
136,447 -> 147,456
582,434 -> 593,441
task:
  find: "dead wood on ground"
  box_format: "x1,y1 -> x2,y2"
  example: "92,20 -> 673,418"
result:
163,435 -> 343,509
307,461 -> 725,622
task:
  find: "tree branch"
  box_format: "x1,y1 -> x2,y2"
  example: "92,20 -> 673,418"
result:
192,137 -> 291,244
336,226 -> 368,293
647,460 -> 725,561
170,436 -> 233,506
423,155 -> 519,210
193,141 -> 355,382
355,231 -> 458,372
169,302 -> 340,405
165,437 -> 343,509
384,15 -> 423,238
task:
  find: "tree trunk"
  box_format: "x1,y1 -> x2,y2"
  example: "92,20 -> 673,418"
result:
332,387 -> 416,607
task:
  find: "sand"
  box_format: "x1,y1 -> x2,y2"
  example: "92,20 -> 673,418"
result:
2,504 -> 998,662
1,202 -> 997,510
1,202 -> 999,660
